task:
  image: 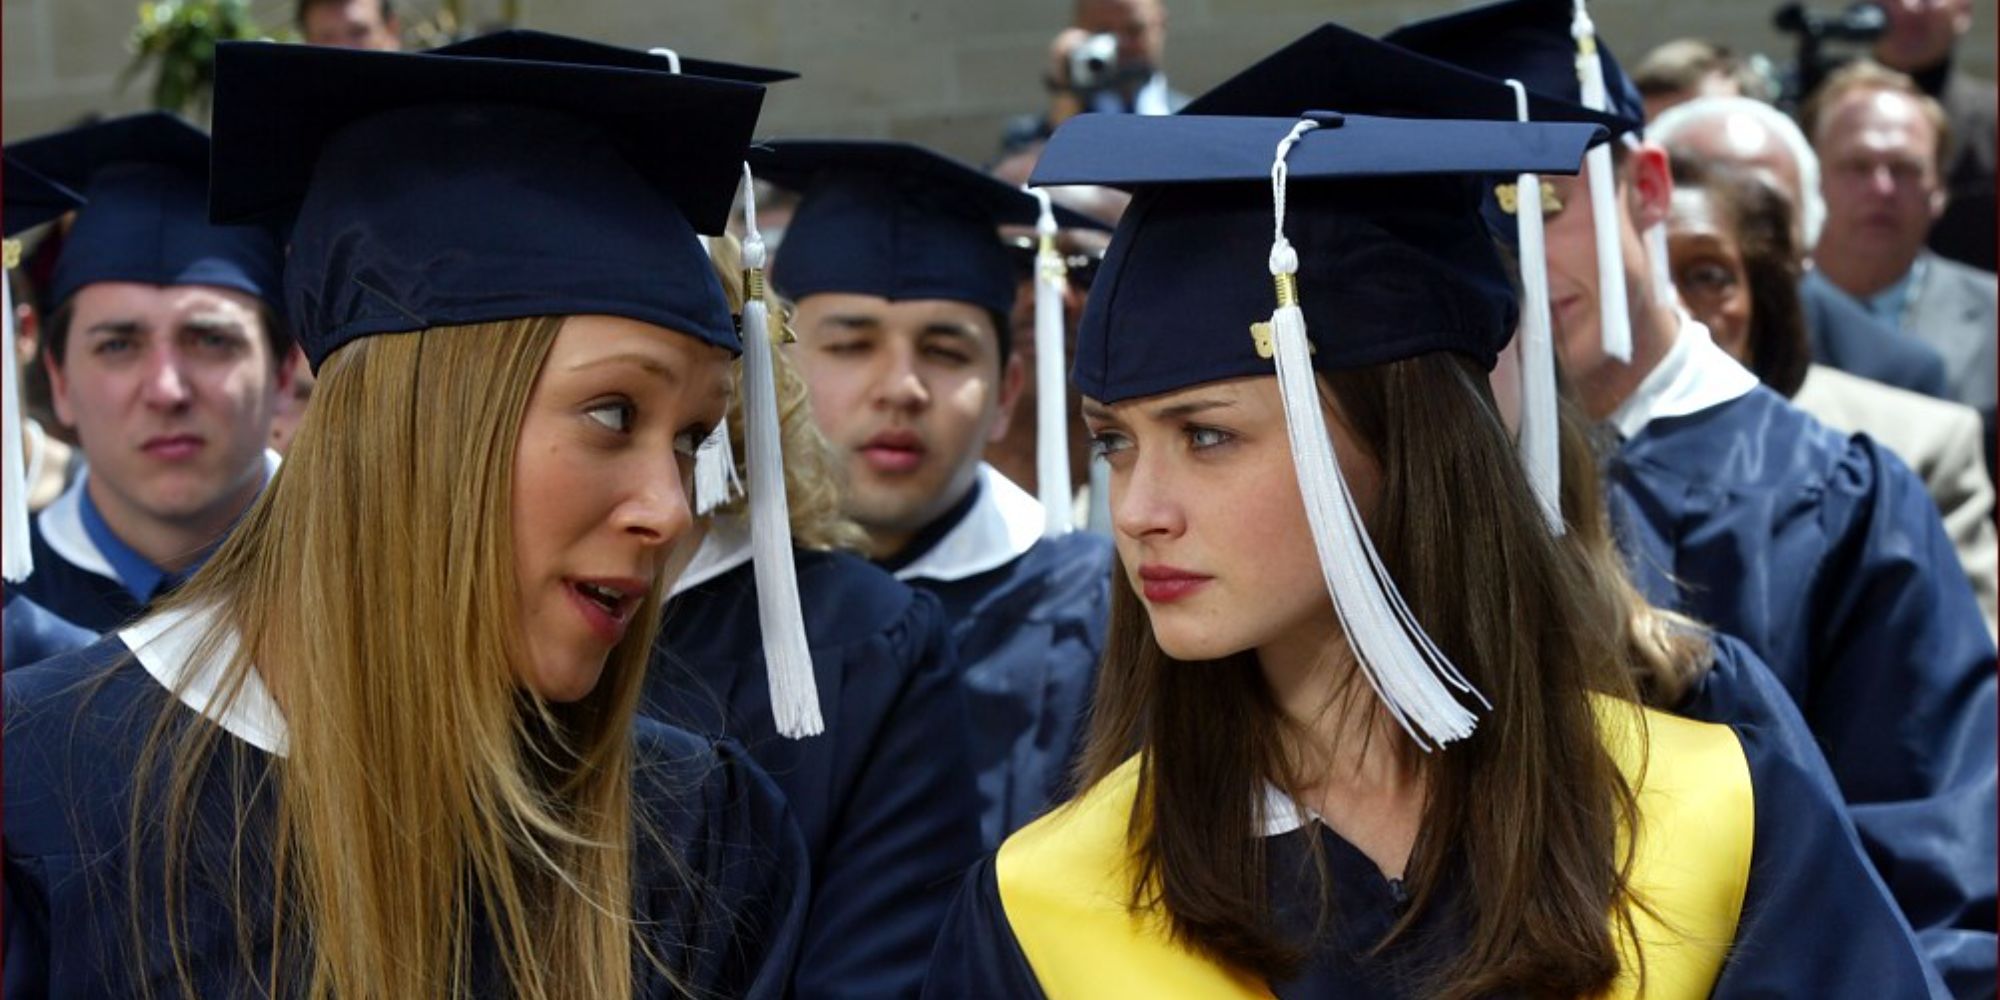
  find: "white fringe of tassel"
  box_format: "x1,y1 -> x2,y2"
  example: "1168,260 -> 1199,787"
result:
1572,0 -> 1633,364
693,421 -> 741,516
1506,80 -> 1565,536
1264,121 -> 1486,751
739,163 -> 823,739
3,246 -> 32,584
1026,187 -> 1075,538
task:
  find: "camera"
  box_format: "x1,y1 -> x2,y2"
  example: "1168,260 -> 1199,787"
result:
1770,1 -> 1887,109
1068,32 -> 1120,92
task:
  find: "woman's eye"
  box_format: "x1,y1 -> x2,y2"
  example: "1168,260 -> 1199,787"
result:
587,401 -> 636,433
1681,263 -> 1736,293
1187,425 -> 1234,450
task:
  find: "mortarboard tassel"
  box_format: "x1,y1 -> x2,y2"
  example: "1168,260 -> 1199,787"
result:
738,162 -> 823,739
1506,80 -> 1565,537
1025,187 -> 1075,537
1571,0 -> 1633,363
1263,119 -> 1487,751
3,239 -> 33,583
692,421 -> 741,515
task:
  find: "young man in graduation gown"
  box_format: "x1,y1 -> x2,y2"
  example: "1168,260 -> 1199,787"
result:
6,113 -> 292,635
756,141 -> 1117,847
1382,1 -> 1996,991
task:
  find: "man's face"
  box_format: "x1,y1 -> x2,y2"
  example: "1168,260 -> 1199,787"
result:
1815,88 -> 1944,267
790,293 -> 1023,550
1077,0 -> 1166,73
47,282 -> 286,528
1669,113 -> 1807,248
1873,0 -> 1972,73
302,0 -> 400,50
1537,154 -> 1658,387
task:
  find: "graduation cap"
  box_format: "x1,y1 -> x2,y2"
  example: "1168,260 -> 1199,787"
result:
1386,0 -> 1653,364
1181,22 -> 1577,533
2,153 -> 86,584
1030,110 -> 1600,749
207,39 -> 769,369
8,112 -> 284,317
427,28 -> 799,84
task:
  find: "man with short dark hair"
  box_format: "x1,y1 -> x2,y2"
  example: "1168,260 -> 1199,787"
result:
1870,0 -> 1995,270
9,113 -> 291,634
297,0 -> 400,51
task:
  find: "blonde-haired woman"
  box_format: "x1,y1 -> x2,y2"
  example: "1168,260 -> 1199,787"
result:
644,233 -> 980,998
3,39 -> 806,1000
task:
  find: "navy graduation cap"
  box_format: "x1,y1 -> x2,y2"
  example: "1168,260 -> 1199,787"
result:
2,154 -> 85,238
1383,0 -> 1643,134
1029,111 -> 1605,403
428,28 -> 799,84
207,39 -> 768,369
752,140 -> 1092,337
8,112 -> 283,315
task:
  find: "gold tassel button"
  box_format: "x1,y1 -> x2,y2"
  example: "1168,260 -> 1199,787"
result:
2,239 -> 19,271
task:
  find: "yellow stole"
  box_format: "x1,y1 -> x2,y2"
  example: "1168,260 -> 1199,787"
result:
994,700 -> 1755,999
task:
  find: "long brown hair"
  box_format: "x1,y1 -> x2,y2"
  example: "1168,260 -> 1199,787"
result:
128,316 -> 685,999
1077,352 -> 1645,997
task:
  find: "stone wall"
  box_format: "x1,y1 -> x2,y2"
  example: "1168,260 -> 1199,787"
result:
7,0 -> 1995,164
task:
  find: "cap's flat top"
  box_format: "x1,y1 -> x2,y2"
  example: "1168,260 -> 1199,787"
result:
3,154 -> 85,237
8,112 -> 207,195
430,29 -> 799,83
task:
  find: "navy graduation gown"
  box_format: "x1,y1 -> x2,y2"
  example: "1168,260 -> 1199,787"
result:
2,588 -> 94,671
1609,384 -> 1997,991
4,637 -> 809,999
909,530 -> 1115,847
16,517 -> 143,633
922,705 -> 1946,999
647,547 -> 982,1000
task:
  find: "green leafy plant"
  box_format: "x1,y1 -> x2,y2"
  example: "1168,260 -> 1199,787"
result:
122,0 -> 273,120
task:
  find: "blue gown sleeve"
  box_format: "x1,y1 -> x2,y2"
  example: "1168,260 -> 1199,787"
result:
3,588 -> 97,672
793,587 -> 983,1000
921,856 -> 1049,1000
1711,694 -> 1952,999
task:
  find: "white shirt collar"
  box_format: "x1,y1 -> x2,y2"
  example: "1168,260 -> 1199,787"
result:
119,603 -> 289,756
1260,781 -> 1319,838
35,449 -> 285,585
893,464 -> 1045,584
669,513 -> 754,597
1607,312 -> 1760,441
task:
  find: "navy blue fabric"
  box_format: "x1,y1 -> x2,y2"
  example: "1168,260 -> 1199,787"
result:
902,531 -> 1114,847
14,518 -> 142,634
1181,21 -> 1628,139
205,41 -> 768,368
2,637 -> 809,998
645,549 -> 981,999
7,113 -> 282,313
0,589 -> 93,671
1608,385 -> 1997,992
921,697 -> 1947,999
429,29 -> 799,82
1382,0 -> 1645,134
756,140 -> 1084,324
1,154 -> 83,236
1801,274 -> 1952,399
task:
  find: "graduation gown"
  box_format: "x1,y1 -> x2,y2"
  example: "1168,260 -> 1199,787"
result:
1607,337 -> 1998,991
885,465 -> 1115,847
646,523 -> 982,1000
4,611 -> 809,999
922,700 -> 1948,999
1,587 -> 94,671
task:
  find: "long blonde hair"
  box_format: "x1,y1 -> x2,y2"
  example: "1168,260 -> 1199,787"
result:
706,233 -> 867,553
130,316 -> 680,1000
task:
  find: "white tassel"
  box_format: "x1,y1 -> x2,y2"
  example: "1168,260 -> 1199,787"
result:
739,163 -> 823,739
1025,187 -> 1074,537
692,421 -> 741,516
647,47 -> 683,74
1572,0 -> 1633,363
1506,80 -> 1564,537
3,241 -> 33,583
1264,122 -> 1486,751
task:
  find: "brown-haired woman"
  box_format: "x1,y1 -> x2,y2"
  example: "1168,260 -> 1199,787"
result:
3,38 -> 807,999
922,110 -> 1942,998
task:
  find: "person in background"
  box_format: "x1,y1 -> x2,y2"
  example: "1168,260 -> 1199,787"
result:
296,0 -> 401,51
646,233 -> 980,999
267,350 -> 312,454
8,113 -> 292,634
1868,0 -> 1995,270
10,266 -> 77,509
1651,94 -> 1951,399
1631,38 -> 1767,121
1804,60 -> 1996,420
1667,161 -> 1997,634
758,140 -> 1115,847
1043,0 -> 1183,124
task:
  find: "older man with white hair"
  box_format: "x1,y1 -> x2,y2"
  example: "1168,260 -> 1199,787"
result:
1653,95 -> 1948,398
